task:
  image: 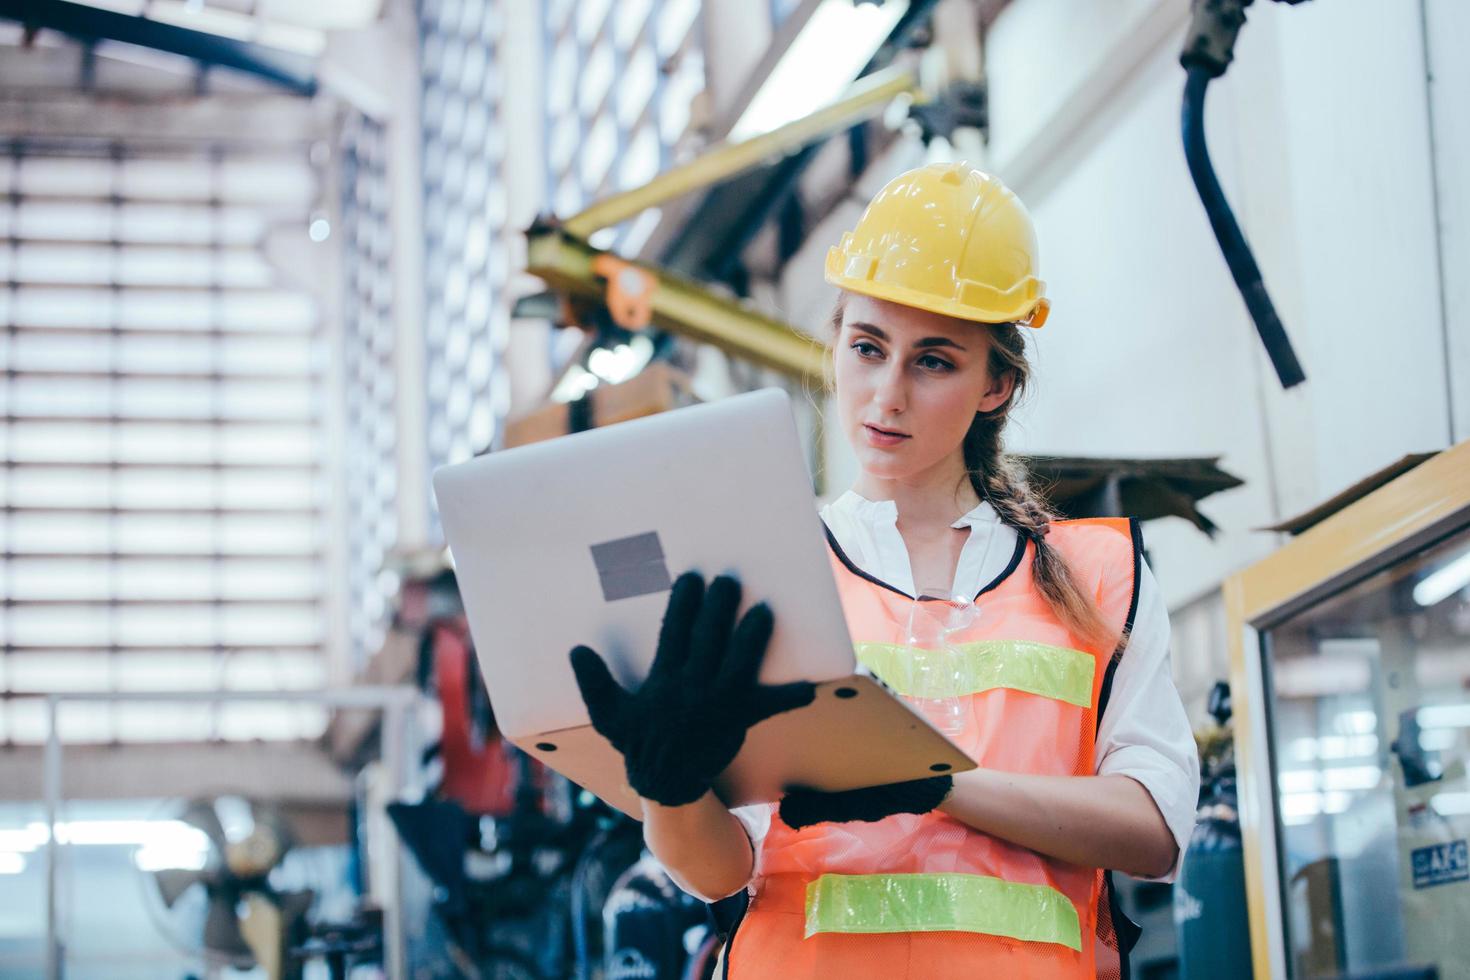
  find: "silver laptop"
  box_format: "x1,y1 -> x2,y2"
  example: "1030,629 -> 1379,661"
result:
433,387 -> 973,817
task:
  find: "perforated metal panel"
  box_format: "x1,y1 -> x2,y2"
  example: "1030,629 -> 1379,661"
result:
338,113 -> 399,668
543,0 -> 706,253
418,0 -> 513,499
415,0 -> 710,540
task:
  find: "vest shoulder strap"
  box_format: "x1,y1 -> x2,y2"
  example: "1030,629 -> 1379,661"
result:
1051,517 -> 1145,728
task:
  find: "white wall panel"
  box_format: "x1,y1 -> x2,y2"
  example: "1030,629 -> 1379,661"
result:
1265,0 -> 1449,496
985,0 -> 1173,170
1005,40 -> 1281,607
977,0 -> 1458,611
1423,0 -> 1470,444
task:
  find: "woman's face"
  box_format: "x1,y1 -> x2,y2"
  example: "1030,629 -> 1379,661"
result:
832,293 -> 1014,484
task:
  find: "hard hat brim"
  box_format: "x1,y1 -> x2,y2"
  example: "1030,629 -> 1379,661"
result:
825,266 -> 1048,329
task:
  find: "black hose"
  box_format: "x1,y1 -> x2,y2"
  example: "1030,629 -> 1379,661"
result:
1181,65 -> 1306,388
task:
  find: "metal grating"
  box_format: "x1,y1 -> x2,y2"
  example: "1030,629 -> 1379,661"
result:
542,0 -> 705,254
0,138 -> 331,744
338,112 -> 399,669
418,0 -> 514,502
414,0 -> 709,536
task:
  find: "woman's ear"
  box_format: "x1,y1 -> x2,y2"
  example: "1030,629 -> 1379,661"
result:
976,368 -> 1016,415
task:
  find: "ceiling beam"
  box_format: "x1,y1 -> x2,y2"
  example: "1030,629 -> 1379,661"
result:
0,90 -> 329,145
0,0 -> 317,96
0,741 -> 353,806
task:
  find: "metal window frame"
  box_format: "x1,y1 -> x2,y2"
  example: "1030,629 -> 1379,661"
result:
1222,437 -> 1470,979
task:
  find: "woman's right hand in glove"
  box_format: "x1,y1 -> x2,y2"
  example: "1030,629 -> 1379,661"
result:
779,776 -> 954,829
569,570 -> 817,807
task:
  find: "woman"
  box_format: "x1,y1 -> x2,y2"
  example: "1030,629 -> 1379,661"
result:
570,163 -> 1198,979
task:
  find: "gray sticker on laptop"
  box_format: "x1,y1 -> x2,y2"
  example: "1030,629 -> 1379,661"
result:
591,532 -> 673,601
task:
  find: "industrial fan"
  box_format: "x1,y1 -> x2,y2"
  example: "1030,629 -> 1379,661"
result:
143,797 -> 315,980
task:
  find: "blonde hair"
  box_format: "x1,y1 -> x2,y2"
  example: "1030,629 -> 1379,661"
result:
823,293 -> 1119,651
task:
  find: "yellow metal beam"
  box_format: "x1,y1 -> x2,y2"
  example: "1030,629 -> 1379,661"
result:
538,57 -> 915,388
562,65 -> 919,239
526,226 -> 829,387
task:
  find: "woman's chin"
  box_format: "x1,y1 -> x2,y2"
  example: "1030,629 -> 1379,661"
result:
856,452 -> 915,481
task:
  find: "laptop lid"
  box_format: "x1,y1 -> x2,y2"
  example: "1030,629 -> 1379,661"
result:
432,387 -> 858,739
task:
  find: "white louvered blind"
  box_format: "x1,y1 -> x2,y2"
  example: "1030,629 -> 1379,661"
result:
0,141 -> 331,743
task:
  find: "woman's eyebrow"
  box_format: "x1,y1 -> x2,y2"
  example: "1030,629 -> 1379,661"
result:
848,321 -> 967,352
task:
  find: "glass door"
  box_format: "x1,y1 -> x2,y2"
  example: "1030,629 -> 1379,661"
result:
1259,527 -> 1470,978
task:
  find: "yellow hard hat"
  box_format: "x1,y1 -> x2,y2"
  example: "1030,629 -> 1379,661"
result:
825,162 -> 1050,328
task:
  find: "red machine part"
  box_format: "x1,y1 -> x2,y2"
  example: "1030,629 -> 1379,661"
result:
433,617 -> 518,817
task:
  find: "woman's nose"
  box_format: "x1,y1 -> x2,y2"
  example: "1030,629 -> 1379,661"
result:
873,362 -> 907,414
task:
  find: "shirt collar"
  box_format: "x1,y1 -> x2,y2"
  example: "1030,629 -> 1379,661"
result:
832,489 -> 1002,530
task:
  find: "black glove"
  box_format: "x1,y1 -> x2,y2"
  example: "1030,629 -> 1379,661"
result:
779,776 -> 954,830
570,571 -> 817,807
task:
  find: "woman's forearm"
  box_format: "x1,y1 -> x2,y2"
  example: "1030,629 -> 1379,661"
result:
640,791 -> 754,902
937,769 -> 1177,879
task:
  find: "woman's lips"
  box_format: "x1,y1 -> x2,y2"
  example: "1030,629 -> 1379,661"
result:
864,424 -> 910,447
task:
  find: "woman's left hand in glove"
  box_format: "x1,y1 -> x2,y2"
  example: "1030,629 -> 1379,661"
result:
778,775 -> 954,830
570,571 -> 817,808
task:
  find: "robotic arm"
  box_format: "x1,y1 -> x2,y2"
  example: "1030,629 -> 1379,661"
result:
1180,0 -> 1312,390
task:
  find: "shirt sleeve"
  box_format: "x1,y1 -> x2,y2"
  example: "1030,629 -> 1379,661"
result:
726,803 -> 773,884
1094,556 -> 1200,882
730,803 -> 773,848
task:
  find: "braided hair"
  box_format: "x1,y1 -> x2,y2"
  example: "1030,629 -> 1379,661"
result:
824,294 -> 1119,652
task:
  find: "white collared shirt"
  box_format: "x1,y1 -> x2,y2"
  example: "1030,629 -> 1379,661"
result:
734,490 -> 1199,882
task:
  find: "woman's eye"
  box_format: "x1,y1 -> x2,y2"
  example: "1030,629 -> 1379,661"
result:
850,341 -> 950,371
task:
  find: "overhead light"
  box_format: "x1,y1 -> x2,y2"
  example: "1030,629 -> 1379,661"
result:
728,0 -> 909,142
587,334 -> 655,384
0,819 -> 210,853
1413,550 -> 1470,607
135,841 -> 210,873
0,853 -> 24,875
1417,704 -> 1470,730
1434,792 -> 1470,817
148,1 -> 258,42
258,0 -> 383,31
132,0 -> 327,54
551,334 -> 656,403
551,366 -> 601,404
0,826 -> 47,853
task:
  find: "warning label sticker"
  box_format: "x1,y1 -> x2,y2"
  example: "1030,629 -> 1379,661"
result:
1411,839 -> 1469,889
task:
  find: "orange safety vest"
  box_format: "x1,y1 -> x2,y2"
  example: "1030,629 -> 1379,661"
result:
725,517 -> 1143,980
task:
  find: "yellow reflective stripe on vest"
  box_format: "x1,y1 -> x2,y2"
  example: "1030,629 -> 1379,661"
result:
804,872 -> 1082,950
855,639 -> 1095,707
